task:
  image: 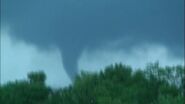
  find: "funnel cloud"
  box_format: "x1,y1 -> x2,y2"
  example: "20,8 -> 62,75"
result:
1,0 -> 184,80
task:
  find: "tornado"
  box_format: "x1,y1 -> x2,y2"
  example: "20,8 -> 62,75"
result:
1,0 -> 184,81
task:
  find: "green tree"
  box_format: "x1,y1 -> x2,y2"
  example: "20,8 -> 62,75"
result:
28,71 -> 46,85
0,71 -> 49,104
0,63 -> 184,104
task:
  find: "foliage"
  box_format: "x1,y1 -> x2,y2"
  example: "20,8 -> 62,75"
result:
0,63 -> 184,104
28,71 -> 46,85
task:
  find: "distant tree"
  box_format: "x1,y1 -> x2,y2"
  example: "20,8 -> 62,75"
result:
28,71 -> 46,85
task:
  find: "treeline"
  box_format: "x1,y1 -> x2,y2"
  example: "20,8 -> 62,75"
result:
0,63 -> 184,104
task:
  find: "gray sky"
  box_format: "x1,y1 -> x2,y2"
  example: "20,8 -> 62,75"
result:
1,0 -> 184,87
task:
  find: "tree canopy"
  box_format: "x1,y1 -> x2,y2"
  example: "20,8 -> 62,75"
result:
0,63 -> 184,104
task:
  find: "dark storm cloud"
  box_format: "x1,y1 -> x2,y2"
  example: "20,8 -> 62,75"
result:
1,0 -> 184,80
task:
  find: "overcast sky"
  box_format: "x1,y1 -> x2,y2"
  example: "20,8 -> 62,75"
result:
1,0 -> 184,88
